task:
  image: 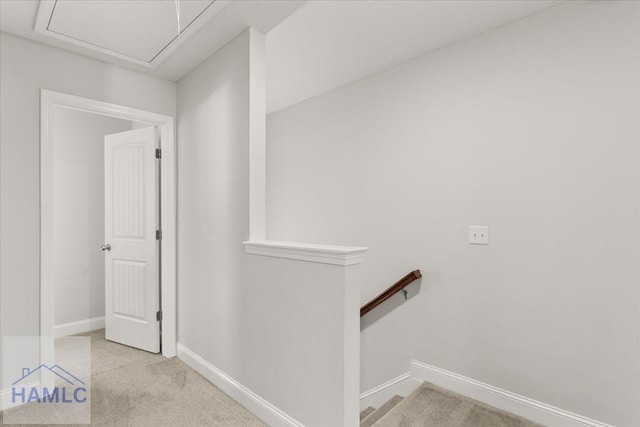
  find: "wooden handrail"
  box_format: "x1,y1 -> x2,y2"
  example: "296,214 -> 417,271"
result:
360,270 -> 422,318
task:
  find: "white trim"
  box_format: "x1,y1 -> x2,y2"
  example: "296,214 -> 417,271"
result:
359,372 -> 421,410
176,343 -> 304,427
34,0 -> 231,69
53,317 -> 105,337
40,89 -> 177,360
243,240 -> 368,266
411,360 -> 614,427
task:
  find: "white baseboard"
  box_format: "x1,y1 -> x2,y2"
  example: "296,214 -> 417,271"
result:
54,317 -> 105,337
176,343 -> 304,427
359,372 -> 421,410
411,360 -> 614,427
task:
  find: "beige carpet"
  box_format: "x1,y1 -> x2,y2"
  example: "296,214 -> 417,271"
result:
361,395 -> 403,427
1,329 -> 265,426
373,382 -> 542,427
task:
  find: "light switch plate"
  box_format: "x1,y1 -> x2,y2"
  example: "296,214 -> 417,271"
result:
469,226 -> 489,245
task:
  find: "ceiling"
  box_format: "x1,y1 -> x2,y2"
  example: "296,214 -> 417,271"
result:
266,0 -> 564,113
0,0 -> 304,81
42,0 -> 217,65
1,0 -> 565,111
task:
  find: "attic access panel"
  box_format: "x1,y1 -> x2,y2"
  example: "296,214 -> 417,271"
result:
35,0 -> 227,68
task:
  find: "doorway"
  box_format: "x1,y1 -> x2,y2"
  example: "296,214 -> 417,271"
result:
40,89 -> 176,363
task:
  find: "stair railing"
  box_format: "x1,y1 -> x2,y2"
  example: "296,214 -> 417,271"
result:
360,270 -> 422,318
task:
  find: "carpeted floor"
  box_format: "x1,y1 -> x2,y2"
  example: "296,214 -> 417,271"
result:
1,329 -> 266,426
372,382 -> 542,427
2,330 -> 542,426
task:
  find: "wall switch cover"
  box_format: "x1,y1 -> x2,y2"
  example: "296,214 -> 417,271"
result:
469,226 -> 489,245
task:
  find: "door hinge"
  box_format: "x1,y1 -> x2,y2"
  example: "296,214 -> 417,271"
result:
156,310 -> 162,322
155,148 -> 161,159
156,229 -> 162,240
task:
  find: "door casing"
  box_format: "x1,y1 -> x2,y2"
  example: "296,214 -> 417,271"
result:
40,89 -> 176,363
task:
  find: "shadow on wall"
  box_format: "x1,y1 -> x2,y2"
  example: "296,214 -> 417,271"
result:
360,277 -> 423,330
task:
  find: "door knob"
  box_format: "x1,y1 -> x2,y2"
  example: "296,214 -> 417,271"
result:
100,244 -> 111,252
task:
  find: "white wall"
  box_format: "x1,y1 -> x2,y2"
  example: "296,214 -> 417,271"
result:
243,255 -> 361,426
266,1 -> 640,426
52,107 -> 131,327
0,32 -> 175,380
265,0 -> 562,113
177,29 -> 360,426
177,30 -> 252,375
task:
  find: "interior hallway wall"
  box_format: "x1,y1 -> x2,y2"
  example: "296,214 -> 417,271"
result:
177,29 -> 358,425
177,30 -> 251,379
266,1 -> 640,425
0,32 -> 175,381
51,108 -> 132,327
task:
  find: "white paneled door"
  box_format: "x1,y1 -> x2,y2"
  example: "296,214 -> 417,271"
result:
104,127 -> 160,353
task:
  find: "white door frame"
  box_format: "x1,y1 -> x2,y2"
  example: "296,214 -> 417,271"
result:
40,89 -> 177,358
